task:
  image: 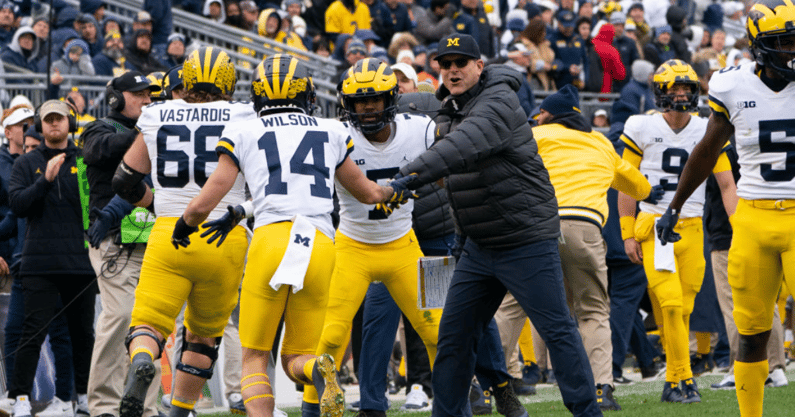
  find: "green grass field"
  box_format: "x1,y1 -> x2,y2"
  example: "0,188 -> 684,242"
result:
200,366 -> 795,417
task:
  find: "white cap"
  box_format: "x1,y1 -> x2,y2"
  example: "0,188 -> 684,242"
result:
391,63 -> 418,87
594,109 -> 607,118
396,49 -> 415,65
8,94 -> 33,109
2,106 -> 34,128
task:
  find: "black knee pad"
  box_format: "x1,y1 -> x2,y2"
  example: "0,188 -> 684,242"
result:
175,328 -> 222,380
125,327 -> 165,359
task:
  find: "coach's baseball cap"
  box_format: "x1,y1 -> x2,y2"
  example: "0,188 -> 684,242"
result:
435,34 -> 480,61
114,71 -> 162,93
39,100 -> 71,119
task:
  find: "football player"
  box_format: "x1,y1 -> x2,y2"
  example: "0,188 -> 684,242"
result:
112,46 -> 255,417
177,55 -> 396,417
617,59 -> 737,403
313,58 -> 441,417
657,1 -> 795,415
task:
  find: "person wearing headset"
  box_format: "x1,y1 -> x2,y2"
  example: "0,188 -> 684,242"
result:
5,100 -> 95,417
80,71 -> 162,417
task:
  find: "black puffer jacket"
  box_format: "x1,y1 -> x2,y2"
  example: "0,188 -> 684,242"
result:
8,141 -> 93,276
399,65 -> 560,249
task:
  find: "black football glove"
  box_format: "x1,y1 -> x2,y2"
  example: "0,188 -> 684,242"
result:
172,216 -> 198,249
643,184 -> 665,205
387,173 -> 419,208
87,207 -> 113,249
200,205 -> 246,247
655,207 -> 681,246
373,203 -> 394,218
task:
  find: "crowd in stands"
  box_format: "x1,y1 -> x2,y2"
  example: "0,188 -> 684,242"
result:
1,0 -> 794,416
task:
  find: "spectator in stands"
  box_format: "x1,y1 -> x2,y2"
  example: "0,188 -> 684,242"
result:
81,0 -> 106,24
0,1 -> 19,48
361,0 -> 392,48
158,33 -> 188,68
575,16 -> 591,48
612,11 -> 640,92
131,11 -> 154,37
204,0 -> 226,23
578,0 -> 594,20
591,108 -> 609,127
76,13 -> 103,57
258,8 -> 307,52
0,26 -> 42,75
618,59 -> 655,113
518,17 -> 554,91
50,38 -> 95,98
503,43 -> 536,118
93,31 -> 133,77
460,0 -> 495,58
591,22 -> 625,95
124,29 -> 167,74
693,28 -> 726,69
235,0 -> 259,32
355,28 -> 380,53
6,99 -> 96,417
702,1 -> 723,34
626,3 -> 650,46
548,9 -> 585,90
64,88 -> 96,135
325,0 -> 372,37
388,32 -> 418,61
412,0 -> 454,45
55,6 -> 81,34
385,0 -> 413,34
143,0 -> 176,48
499,15 -> 526,57
101,16 -> 124,39
176,0 -> 203,15
664,5 -> 691,63
337,39 -> 367,80
643,25 -> 676,68
31,16 -> 48,48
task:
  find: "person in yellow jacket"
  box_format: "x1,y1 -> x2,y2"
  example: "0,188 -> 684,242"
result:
258,8 -> 307,54
325,0 -> 371,37
496,83 -> 663,412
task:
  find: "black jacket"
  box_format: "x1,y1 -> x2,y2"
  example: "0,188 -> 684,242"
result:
399,65 -> 560,250
81,111 -> 138,214
8,141 -> 93,276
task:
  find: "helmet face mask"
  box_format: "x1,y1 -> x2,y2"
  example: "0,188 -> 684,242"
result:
251,54 -> 316,116
339,58 -> 398,135
653,59 -> 700,112
748,0 -> 795,81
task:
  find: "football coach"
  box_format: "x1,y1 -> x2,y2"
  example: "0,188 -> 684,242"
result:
390,34 -> 603,417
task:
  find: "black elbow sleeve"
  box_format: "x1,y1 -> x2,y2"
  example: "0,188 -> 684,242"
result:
112,161 -> 148,204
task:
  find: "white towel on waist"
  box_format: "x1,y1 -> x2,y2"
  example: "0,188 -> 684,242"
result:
269,215 -> 316,293
653,229 -> 676,273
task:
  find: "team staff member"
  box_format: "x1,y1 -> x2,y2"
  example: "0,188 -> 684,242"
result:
618,60 -> 736,403
81,70 -> 162,417
497,83 -> 664,412
113,47 -> 254,417
657,2 -> 795,415
5,100 -> 96,417
392,34 -> 602,417
179,54 -> 395,417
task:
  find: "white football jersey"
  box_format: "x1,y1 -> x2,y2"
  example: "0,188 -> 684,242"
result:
709,61 -> 795,200
218,112 -> 354,240
336,113 -> 435,244
136,99 -> 253,218
622,112 -> 709,218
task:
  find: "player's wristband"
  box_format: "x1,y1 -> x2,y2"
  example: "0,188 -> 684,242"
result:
620,216 -> 636,240
240,200 -> 255,219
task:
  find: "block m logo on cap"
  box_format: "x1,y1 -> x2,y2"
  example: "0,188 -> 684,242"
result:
447,37 -> 459,47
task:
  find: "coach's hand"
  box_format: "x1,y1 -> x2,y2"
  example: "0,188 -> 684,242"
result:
87,207 -> 113,249
172,216 -> 198,249
387,173 -> 419,208
656,207 -> 681,246
201,205 -> 245,247
623,238 -> 643,264
643,184 -> 665,205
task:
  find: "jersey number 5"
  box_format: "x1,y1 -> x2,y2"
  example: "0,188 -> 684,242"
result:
258,130 -> 332,199
758,120 -> 795,182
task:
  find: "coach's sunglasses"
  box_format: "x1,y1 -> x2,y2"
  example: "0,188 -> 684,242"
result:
438,57 -> 472,70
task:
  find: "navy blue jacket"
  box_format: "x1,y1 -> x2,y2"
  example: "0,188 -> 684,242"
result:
619,79 -> 656,113
8,141 -> 93,276
548,29 -> 586,87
